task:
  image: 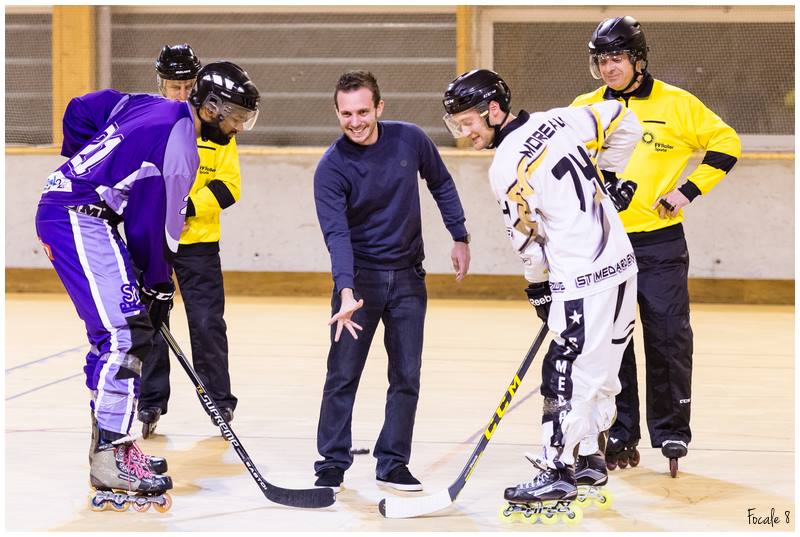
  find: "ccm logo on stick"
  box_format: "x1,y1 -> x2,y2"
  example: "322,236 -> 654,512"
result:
484,375 -> 522,440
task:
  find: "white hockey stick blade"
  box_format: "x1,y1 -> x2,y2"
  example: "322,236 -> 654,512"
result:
379,488 -> 453,519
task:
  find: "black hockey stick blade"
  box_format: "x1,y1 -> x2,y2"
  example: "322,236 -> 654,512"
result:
264,484 -> 336,509
379,323 -> 549,518
159,324 -> 336,509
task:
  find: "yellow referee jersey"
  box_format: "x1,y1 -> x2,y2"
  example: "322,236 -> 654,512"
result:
571,75 -> 740,233
180,136 -> 241,245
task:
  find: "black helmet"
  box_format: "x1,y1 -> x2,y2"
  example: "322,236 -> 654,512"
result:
155,44 -> 201,80
588,16 -> 648,83
589,16 -> 648,60
190,62 -> 261,144
443,69 -> 511,115
442,69 -> 511,148
190,61 -> 259,112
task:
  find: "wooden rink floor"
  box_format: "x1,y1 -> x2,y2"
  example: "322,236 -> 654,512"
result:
5,293 -> 795,532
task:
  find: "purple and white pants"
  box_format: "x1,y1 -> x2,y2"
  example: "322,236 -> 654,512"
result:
35,202 -> 154,435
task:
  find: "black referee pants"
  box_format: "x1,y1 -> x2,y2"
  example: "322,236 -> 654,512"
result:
139,248 -> 237,414
610,227 -> 693,449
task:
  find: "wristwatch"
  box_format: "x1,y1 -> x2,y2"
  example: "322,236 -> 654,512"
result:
454,234 -> 471,244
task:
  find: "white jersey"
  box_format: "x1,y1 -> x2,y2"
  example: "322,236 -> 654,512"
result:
488,101 -> 642,301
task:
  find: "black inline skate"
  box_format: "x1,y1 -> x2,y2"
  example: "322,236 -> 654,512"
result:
499,459 -> 582,525
210,407 -> 234,440
138,407 -> 162,439
605,436 -> 640,471
661,440 -> 688,478
574,453 -> 613,509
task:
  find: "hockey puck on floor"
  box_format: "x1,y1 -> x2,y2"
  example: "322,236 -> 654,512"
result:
349,447 -> 370,455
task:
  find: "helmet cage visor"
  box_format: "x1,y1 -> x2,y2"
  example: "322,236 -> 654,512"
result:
589,50 -> 640,80
442,103 -> 489,139
201,93 -> 259,131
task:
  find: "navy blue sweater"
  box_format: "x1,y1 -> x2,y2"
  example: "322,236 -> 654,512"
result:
314,121 -> 468,292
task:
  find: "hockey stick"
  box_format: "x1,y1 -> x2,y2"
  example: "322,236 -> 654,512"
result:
159,324 -> 336,509
378,322 -> 549,518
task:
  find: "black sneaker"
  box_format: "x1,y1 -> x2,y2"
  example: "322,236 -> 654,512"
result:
376,465 -> 423,492
315,467 -> 344,493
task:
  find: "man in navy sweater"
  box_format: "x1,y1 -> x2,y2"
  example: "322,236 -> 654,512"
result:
313,71 -> 471,492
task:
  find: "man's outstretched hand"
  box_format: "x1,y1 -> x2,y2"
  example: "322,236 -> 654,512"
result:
329,288 -> 364,342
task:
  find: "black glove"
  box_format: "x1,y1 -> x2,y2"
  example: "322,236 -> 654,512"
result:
140,282 -> 175,330
525,282 -> 552,323
602,170 -> 638,212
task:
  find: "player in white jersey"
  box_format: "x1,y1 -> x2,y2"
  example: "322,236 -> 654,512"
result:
442,69 -> 642,515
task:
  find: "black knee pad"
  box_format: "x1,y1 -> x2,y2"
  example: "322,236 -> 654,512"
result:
113,312 -> 155,380
127,311 -> 155,360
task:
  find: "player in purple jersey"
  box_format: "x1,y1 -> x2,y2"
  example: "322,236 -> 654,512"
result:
35,62 -> 260,512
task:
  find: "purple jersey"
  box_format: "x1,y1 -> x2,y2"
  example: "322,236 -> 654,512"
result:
40,90 -> 199,288
60,88 -> 127,157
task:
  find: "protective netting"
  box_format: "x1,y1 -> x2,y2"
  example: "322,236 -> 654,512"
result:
494,21 -> 794,136
5,8 -> 794,146
6,8 -> 456,145
6,12 -> 53,145
109,11 -> 457,146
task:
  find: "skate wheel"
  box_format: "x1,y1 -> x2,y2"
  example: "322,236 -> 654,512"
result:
89,496 -> 107,512
142,422 -> 156,440
617,456 -> 628,469
574,489 -> 591,507
109,499 -> 129,512
132,500 -> 151,512
497,504 -> 515,522
562,505 -> 583,525
606,460 -> 617,471
595,489 -> 613,510
540,510 -> 559,525
669,458 -> 678,478
153,493 -> 173,513
630,450 -> 641,467
521,511 -> 539,524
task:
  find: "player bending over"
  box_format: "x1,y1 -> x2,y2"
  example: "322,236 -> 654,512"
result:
35,62 -> 259,512
441,69 -> 641,520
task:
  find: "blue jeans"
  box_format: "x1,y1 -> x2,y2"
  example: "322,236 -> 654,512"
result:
315,264 -> 427,478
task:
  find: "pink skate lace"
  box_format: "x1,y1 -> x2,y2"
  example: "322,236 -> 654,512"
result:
119,442 -> 154,490
128,441 -> 157,472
